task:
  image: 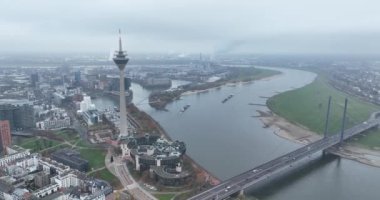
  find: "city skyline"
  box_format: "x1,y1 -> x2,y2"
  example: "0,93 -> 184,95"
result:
2,1 -> 380,199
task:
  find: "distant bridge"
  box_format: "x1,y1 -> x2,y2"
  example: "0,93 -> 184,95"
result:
11,132 -> 34,137
189,98 -> 380,200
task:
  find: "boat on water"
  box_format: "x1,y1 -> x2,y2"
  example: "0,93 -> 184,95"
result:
222,94 -> 234,103
180,104 -> 191,112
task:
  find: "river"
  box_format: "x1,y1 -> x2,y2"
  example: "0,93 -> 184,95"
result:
93,68 -> 380,200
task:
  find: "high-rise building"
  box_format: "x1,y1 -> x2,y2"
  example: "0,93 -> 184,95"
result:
31,73 -> 39,87
74,71 -> 81,85
0,104 -> 16,129
79,95 -> 95,113
0,104 -> 35,130
113,30 -> 129,138
14,104 -> 35,129
108,77 -> 131,92
0,121 -> 11,153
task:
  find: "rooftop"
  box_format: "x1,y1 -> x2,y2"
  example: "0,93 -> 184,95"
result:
151,166 -> 191,179
51,149 -> 89,166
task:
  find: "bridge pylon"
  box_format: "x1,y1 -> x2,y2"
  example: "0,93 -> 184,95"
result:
323,96 -> 332,138
340,98 -> 348,144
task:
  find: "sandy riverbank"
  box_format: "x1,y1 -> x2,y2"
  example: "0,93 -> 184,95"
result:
257,110 -> 380,168
181,73 -> 282,97
181,89 -> 212,96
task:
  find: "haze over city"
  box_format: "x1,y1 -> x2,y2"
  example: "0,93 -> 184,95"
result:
1,0 -> 380,54
2,1 -> 380,200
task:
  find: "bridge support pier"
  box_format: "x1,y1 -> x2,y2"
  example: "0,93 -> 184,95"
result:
238,190 -> 246,199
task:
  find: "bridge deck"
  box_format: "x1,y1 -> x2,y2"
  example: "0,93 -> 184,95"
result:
189,120 -> 379,200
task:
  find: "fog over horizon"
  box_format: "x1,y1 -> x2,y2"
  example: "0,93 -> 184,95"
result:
1,0 -> 380,55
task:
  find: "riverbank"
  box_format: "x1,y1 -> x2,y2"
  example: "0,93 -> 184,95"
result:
137,105 -> 220,183
262,69 -> 380,169
126,103 -> 221,198
180,70 -> 282,97
257,109 -> 380,168
149,67 -> 281,109
257,110 -> 322,144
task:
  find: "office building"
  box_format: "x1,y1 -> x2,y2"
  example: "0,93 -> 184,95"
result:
51,149 -> 89,172
0,103 -> 35,130
0,121 -> 11,153
108,77 -> 131,92
82,110 -> 102,126
31,73 -> 39,87
78,95 -> 95,113
74,71 -> 81,85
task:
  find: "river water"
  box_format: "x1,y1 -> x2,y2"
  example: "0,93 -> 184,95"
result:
93,68 -> 380,200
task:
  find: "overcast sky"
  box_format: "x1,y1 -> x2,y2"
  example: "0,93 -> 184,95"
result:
1,0 -> 380,55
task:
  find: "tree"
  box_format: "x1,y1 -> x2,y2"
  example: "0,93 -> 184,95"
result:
113,146 -> 122,155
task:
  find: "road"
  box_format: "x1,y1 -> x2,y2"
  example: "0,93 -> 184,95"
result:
189,119 -> 379,200
105,149 -> 157,200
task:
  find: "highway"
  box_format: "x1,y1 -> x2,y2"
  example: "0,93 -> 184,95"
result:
189,119 -> 379,200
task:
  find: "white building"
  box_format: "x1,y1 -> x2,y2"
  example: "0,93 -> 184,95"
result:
36,117 -> 70,130
32,183 -> 60,198
0,147 -> 30,167
6,154 -> 39,177
53,172 -> 81,188
78,95 -> 95,113
39,158 -> 71,175
120,143 -> 130,157
36,107 -> 71,130
65,87 -> 81,97
0,146 -> 112,200
81,110 -> 102,126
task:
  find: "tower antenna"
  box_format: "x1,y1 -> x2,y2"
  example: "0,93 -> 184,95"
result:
118,29 -> 123,52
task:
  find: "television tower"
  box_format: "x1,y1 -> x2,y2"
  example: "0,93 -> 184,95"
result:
113,30 -> 129,138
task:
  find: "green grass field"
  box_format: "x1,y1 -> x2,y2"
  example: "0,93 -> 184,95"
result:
55,129 -> 80,142
14,129 -> 121,187
78,148 -> 107,170
75,140 -> 93,148
17,137 -> 62,152
89,168 -> 120,187
267,75 -> 380,148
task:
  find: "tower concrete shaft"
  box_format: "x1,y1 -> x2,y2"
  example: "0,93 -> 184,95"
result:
118,68 -> 128,137
113,30 -> 129,138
